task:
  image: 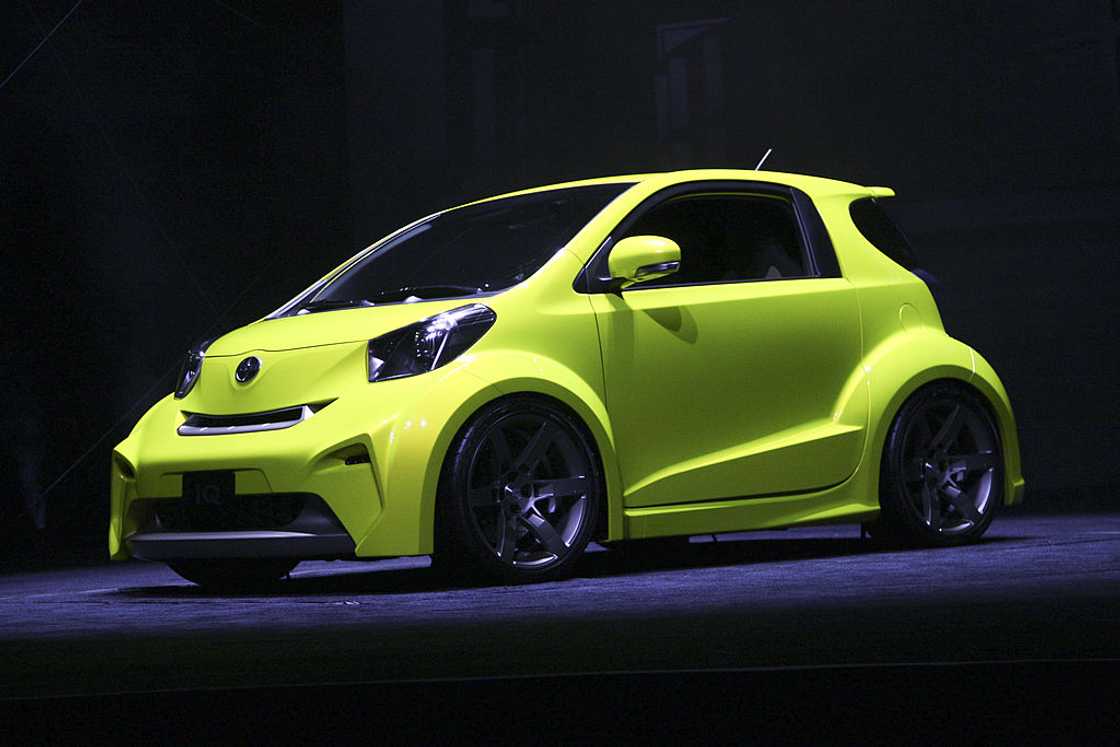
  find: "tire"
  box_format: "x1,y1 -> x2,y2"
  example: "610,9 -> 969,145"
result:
873,381 -> 1003,547
434,396 -> 604,584
167,559 -> 299,590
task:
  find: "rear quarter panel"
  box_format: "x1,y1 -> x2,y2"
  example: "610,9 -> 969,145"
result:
817,191 -> 1024,507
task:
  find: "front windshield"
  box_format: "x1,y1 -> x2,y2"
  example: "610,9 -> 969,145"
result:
285,183 -> 632,315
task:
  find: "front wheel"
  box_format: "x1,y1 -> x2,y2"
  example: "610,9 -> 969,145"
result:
434,397 -> 603,584
874,382 -> 1003,547
167,559 -> 299,590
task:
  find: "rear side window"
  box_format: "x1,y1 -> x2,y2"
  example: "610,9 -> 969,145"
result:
849,198 -> 917,270
622,193 -> 809,287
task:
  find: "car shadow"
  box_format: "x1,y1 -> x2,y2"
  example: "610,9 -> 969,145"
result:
576,533 -> 1022,578
114,533 -> 1024,600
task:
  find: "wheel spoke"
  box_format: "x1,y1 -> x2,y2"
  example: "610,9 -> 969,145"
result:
530,476 -> 590,500
921,482 -> 940,528
943,483 -> 981,522
522,512 -> 568,557
930,405 -> 962,451
947,451 -> 996,474
495,506 -> 517,563
514,421 -> 555,474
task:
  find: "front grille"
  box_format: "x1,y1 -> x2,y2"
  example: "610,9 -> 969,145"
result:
177,401 -> 332,436
155,493 -> 308,532
187,407 -> 305,429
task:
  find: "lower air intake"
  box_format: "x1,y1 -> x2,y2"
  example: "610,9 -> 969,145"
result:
155,493 -> 308,532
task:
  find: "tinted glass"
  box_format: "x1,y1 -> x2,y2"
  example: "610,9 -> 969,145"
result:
622,194 -> 807,287
290,183 -> 630,313
849,197 -> 917,269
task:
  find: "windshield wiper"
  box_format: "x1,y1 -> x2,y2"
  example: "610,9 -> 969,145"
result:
366,284 -> 483,304
297,298 -> 374,314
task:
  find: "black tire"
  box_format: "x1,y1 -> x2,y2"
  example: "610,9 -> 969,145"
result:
434,396 -> 603,584
873,381 -> 1003,547
167,559 -> 299,590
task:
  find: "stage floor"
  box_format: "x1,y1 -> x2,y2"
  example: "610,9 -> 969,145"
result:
2,513 -> 1118,699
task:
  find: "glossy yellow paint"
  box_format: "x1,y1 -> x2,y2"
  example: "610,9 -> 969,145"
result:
109,169 -> 1024,561
607,235 -> 682,288
592,276 -> 866,510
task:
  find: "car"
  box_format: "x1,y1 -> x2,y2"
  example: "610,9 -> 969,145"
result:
109,169 -> 1025,588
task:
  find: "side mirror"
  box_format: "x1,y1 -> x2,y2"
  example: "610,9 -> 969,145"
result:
607,235 -> 681,290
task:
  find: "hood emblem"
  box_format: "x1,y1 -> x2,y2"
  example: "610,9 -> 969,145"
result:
235,356 -> 261,383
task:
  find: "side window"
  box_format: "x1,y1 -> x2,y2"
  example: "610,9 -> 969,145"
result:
849,197 -> 918,270
622,193 -> 809,287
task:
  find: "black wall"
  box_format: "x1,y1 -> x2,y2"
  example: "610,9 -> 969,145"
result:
3,1 -> 1117,566
1,1 -> 351,564
345,0 -> 1120,501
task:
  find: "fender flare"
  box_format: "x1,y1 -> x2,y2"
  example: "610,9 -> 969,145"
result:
861,329 -> 1023,507
412,354 -> 625,552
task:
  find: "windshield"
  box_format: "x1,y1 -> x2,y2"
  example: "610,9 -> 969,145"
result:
284,183 -> 632,315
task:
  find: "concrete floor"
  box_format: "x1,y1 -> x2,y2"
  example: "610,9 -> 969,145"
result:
1,512 -> 1117,702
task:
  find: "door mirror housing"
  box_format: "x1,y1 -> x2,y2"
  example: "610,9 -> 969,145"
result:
607,235 -> 681,290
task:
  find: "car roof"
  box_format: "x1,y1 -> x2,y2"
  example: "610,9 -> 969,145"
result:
459,169 -> 893,208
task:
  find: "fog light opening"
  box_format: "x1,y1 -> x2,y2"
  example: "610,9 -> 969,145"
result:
114,454 -> 136,480
326,443 -> 372,467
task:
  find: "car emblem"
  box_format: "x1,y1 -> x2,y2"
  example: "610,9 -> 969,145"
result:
235,356 -> 261,383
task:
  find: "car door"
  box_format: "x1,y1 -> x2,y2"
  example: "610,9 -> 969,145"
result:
587,184 -> 866,509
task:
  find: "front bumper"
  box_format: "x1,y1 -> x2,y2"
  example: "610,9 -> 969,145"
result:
129,531 -> 355,560
110,355 -> 502,563
110,393 -> 384,562
126,494 -> 356,560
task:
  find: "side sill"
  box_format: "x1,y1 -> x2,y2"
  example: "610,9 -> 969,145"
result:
623,483 -> 877,540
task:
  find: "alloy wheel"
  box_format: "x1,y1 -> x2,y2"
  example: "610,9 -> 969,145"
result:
464,412 -> 593,568
898,396 -> 999,535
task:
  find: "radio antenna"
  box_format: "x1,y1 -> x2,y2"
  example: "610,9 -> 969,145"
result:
754,147 -> 773,170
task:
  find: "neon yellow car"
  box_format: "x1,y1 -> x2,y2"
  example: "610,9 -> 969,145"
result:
109,169 -> 1025,588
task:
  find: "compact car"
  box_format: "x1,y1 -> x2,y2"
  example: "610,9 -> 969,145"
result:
109,169 -> 1025,587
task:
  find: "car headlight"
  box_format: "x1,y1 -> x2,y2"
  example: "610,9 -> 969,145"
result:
173,339 -> 212,399
368,304 -> 496,382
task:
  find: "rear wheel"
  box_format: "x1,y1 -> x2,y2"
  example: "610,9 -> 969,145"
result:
874,382 -> 1003,547
434,397 -> 603,584
167,559 -> 299,590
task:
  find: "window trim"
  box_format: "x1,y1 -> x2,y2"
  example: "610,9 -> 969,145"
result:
574,180 -> 841,294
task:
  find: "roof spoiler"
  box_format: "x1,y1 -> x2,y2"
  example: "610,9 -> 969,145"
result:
867,186 -> 896,198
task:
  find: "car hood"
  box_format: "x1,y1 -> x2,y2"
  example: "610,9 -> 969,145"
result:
206,298 -> 477,357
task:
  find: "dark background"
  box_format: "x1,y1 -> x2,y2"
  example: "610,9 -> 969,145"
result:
2,0 -> 1118,567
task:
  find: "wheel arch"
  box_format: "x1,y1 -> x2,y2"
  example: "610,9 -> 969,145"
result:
418,362 -> 625,554
432,389 -> 617,548
863,331 -> 1024,509
967,350 -> 1025,506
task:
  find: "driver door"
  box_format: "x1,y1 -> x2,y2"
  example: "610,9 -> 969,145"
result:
590,187 -> 866,508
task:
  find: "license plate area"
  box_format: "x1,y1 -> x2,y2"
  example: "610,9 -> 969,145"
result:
181,470 -> 236,505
